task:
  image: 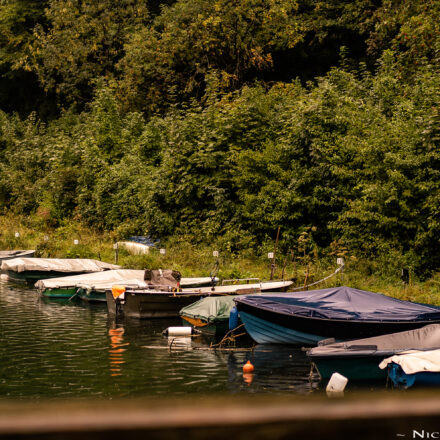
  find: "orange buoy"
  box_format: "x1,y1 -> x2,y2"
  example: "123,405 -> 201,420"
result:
243,373 -> 254,385
243,360 -> 254,373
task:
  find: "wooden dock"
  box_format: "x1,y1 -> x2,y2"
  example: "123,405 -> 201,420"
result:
1,392 -> 440,439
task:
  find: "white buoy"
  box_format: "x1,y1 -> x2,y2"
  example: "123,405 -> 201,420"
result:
164,326 -> 193,336
326,372 -> 348,394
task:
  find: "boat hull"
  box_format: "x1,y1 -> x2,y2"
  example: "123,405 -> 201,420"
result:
311,355 -> 388,381
387,363 -> 440,388
41,287 -> 78,299
237,302 -> 439,345
78,289 -> 107,303
3,270 -> 87,285
180,316 -> 230,336
0,250 -> 35,262
107,290 -> 210,319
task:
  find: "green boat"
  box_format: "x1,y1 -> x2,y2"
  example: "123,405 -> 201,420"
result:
37,269 -> 220,301
42,287 -> 79,299
37,270 -> 146,299
307,324 -> 440,381
180,296 -> 239,336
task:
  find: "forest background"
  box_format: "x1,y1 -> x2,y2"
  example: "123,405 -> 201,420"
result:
0,0 -> 440,287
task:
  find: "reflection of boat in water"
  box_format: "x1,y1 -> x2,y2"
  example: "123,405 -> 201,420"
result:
235,286 -> 440,345
226,345 -> 318,393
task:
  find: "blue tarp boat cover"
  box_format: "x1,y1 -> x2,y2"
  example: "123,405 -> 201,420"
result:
235,286 -> 440,322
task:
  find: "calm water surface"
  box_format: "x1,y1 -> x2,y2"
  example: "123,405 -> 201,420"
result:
0,281 -> 320,400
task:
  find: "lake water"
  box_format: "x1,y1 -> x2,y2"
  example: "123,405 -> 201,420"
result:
0,281 -> 320,400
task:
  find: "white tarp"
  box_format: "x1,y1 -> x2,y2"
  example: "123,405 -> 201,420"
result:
2,258 -> 119,273
35,269 -> 144,290
182,280 -> 293,294
35,269 -> 216,290
78,278 -> 148,291
0,250 -> 35,261
116,241 -> 150,255
379,349 -> 440,374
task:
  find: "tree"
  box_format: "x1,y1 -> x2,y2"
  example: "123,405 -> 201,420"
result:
30,0 -> 150,108
0,0 -> 50,115
117,0 -> 304,113
366,0 -> 440,72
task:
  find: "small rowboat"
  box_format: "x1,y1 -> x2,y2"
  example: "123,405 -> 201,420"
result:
180,296 -> 238,335
380,349 -> 440,388
307,324 -> 440,381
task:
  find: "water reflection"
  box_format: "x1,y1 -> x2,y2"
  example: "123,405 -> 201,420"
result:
0,282 -> 321,399
108,327 -> 128,377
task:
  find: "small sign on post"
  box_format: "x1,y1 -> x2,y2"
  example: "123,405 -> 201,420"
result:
213,250 -> 219,258
113,243 -> 119,265
160,248 -> 166,255
268,252 -> 275,281
337,257 -> 345,284
73,239 -> 79,245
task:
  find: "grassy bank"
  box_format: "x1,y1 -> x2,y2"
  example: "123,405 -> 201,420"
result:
1,214 -> 439,305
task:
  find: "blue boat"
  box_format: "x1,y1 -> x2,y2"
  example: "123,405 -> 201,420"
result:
234,286 -> 440,345
307,324 -> 440,381
381,349 -> 440,388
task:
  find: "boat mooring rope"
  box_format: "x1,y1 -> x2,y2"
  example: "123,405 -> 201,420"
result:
290,265 -> 344,291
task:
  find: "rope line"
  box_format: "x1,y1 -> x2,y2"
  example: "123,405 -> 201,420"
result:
290,265 -> 344,291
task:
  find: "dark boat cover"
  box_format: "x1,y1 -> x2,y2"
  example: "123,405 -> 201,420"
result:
234,286 -> 440,322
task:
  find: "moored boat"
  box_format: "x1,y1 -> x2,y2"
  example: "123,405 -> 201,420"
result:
307,324 -> 440,381
1,258 -> 119,285
36,269 -> 218,300
0,250 -> 35,263
182,280 -> 293,295
380,349 -> 440,388
107,288 -> 214,318
78,276 -> 218,303
107,270 -> 290,319
180,296 -> 238,335
234,286 -> 440,345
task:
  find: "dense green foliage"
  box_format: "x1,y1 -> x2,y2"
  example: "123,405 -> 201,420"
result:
0,0 -> 439,276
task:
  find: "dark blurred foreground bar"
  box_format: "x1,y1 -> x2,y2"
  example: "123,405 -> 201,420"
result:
1,393 -> 440,440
